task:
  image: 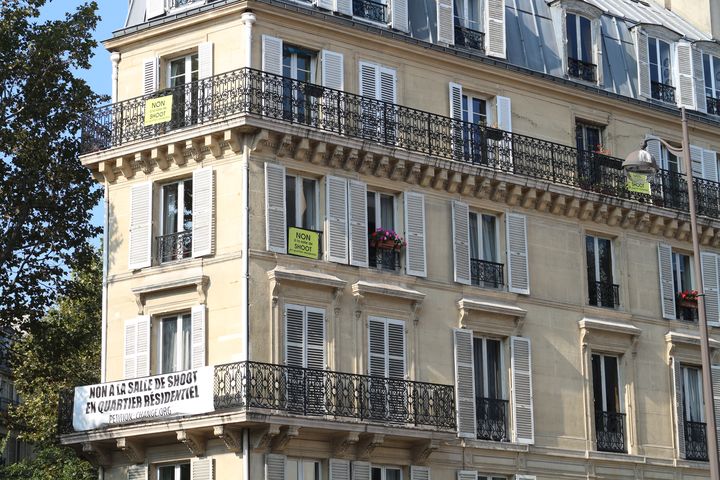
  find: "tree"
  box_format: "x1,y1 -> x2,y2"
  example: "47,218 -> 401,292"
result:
0,0 -> 102,331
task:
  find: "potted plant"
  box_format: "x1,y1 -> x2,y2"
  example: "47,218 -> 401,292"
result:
677,289 -> 700,309
369,228 -> 406,252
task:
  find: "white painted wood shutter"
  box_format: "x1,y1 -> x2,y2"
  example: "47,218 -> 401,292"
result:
703,150 -> 719,182
405,192 -> 427,277
368,317 -> 386,377
124,318 -> 138,379
379,67 -> 397,103
359,62 -> 379,98
449,82 -> 463,158
336,0 -> 352,16
266,454 -> 286,480
452,201 -> 471,285
348,180 -> 369,267
693,47 -> 707,113
701,252 -> 720,327
321,50 -> 344,90
192,166 -> 214,258
690,145 -> 704,178
658,243 -> 676,320
506,213 -> 529,294
453,328 -> 477,438
676,41 -> 696,109
437,0 -> 455,45
410,466 -> 430,480
128,181 -> 153,270
125,316 -> 151,379
390,0 -> 409,32
330,459 -> 350,480
387,319 -> 406,379
285,305 -> 326,368
285,304 -> 305,367
191,305 -> 206,369
712,365 -> 720,460
316,0 -> 335,11
351,462 -> 371,480
198,42 -> 214,79
192,458 -> 214,480
368,317 -> 405,378
265,163 -> 287,254
143,57 -> 159,95
326,176 -> 349,264
127,464 -> 148,480
496,96 -> 512,132
672,357 -> 686,459
456,471 -> 477,480
635,29 -> 651,99
306,307 -> 326,369
511,336 -> 534,444
146,0 -> 165,20
262,35 -> 283,76
484,0 -> 506,58
644,134 -> 662,171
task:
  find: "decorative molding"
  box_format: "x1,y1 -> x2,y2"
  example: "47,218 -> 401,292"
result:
82,442 -> 112,466
271,426 -> 300,452
357,434 -> 384,459
131,275 -> 209,314
458,297 -> 526,336
633,23 -> 683,43
412,439 -> 439,465
548,0 -> 603,19
332,432 -> 360,458
177,430 -> 206,457
117,437 -> 145,464
213,425 -> 243,453
253,424 -> 281,451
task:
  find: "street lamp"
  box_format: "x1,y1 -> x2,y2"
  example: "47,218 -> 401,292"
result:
623,107 -> 719,478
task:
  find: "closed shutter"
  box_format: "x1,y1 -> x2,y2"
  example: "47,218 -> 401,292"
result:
348,180 -> 369,267
449,82 -> 463,158
658,243 -> 676,320
321,50 -> 344,90
703,150 -> 719,182
693,47 -> 707,113
336,0 -> 352,15
484,0 -> 506,58
690,145 -> 704,178
143,57 -> 158,96
405,192 -> 427,277
379,67 -> 397,104
192,458 -> 215,480
265,163 -> 287,254
359,62 -> 379,98
410,466 -> 430,480
128,181 -> 153,270
127,464 -> 148,480
262,35 -> 283,76
146,0 -> 164,19
453,328 -> 477,438
192,167 -> 214,258
672,357 -> 686,459
390,0 -> 409,32
701,252 -> 720,327
284,305 -> 326,368
456,472 -> 476,480
306,307 -> 326,369
326,176 -> 349,264
191,305 -> 206,369
285,304 -> 305,367
506,213 -> 529,294
316,0 -> 335,11
635,29 -> 651,98
330,459 -> 350,480
496,96 -> 512,132
712,366 -> 720,460
136,315 -> 151,377
511,336 -> 534,444
437,0 -> 455,45
676,41 -> 696,109
379,67 -> 397,142
495,96 -> 513,166
452,201 -> 471,285
644,135 -> 662,169
198,42 -> 214,79
368,317 -> 387,377
266,454 -> 286,480
387,319 -> 406,379
124,318 -> 138,379
351,462 -> 371,480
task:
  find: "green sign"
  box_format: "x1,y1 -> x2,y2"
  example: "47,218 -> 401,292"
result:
144,95 -> 173,126
627,172 -> 651,195
288,227 -> 321,259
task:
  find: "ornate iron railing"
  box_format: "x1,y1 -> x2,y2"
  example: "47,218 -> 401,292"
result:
651,81 -> 676,104
588,280 -> 620,309
169,0 -> 205,8
454,22 -> 485,51
476,397 -> 508,441
677,303 -> 699,322
707,96 -> 720,116
470,259 -> 504,288
685,420 -> 709,461
369,245 -> 401,271
567,58 -> 597,83
156,231 -> 193,264
595,410 -> 626,453
79,68 -> 720,219
352,0 -> 386,22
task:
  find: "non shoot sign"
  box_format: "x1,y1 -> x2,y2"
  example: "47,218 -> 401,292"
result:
72,367 -> 214,431
144,94 -> 173,126
288,227 -> 320,259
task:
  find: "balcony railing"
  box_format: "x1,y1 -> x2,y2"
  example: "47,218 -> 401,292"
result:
454,22 -> 485,52
588,280 -> 620,309
595,410 -> 626,453
567,57 -> 597,83
707,96 -> 720,116
156,231 -> 192,264
79,68 -> 720,220
352,0 -> 386,22
476,397 -> 508,441
651,81 -> 676,104
58,361 -> 456,434
684,420 -> 709,461
169,0 -> 205,8
369,245 -> 401,271
470,258 -> 504,288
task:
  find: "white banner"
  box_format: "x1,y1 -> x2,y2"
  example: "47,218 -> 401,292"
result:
72,367 -> 214,431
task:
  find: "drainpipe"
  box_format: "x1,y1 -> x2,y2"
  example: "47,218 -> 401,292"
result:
110,52 -> 121,104
101,181 -> 109,384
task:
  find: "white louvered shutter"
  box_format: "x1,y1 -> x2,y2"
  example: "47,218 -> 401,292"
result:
368,317 -> 387,377
635,29 -> 651,98
127,464 -> 148,480
496,96 -> 512,132
192,458 -> 214,480
449,82 -> 463,158
128,181 -> 153,270
265,163 -> 287,254
379,67 -> 397,103
712,366 -> 720,460
452,201 -> 471,285
191,305 -> 206,369
390,0 -> 408,32
437,0 -> 455,45
330,459 -> 350,480
410,466 -> 430,480
348,180 -> 369,267
693,47 -> 707,113
703,150 -> 719,182
326,176 -> 349,264
322,50 -> 344,90
658,243 -> 676,320
387,319 -> 406,379
285,305 -> 305,367
124,318 -> 138,379
484,0 -> 506,58
136,315 -> 151,378
351,462 -> 371,480
515,477 -> 537,480
262,35 -> 283,76
672,357 -> 686,459
511,336 -> 534,444
306,307 -> 326,369
506,213 -> 529,294
266,454 -> 286,480
676,41 -> 696,109
146,0 -> 164,19
316,0 -> 335,11
336,0 -> 352,15
453,328 -> 477,438
701,252 -> 720,327
456,472 -> 477,480
192,167 -> 214,258
645,135 -> 662,168
359,62 -> 379,98
143,57 -> 158,95
405,192 -> 427,277
198,42 -> 214,79
690,145 -> 704,178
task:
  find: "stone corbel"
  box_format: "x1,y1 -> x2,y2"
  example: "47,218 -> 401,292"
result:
357,434 -> 384,460
253,424 -> 281,451
664,219 -> 678,238
620,210 -> 636,229
358,151 -> 374,174
294,138 -> 311,162
676,221 -> 691,241
565,198 -> 580,218
151,147 -> 169,170
333,287 -> 344,319
137,152 -> 153,175
460,174 -> 475,196
411,300 -> 423,325
177,430 -> 206,457
447,172 -> 462,194
251,129 -> 271,153
214,425 -> 243,453
507,185 -> 523,207
405,163 -> 421,185
374,156 -> 390,177
117,437 -> 145,464
578,201 -> 594,221
607,207 -> 623,227
344,149 -> 359,171
419,166 -> 434,187
635,213 -> 651,233
329,145 -> 345,168
271,279 -> 282,309
593,204 -> 608,224
224,129 -> 243,153
205,134 -> 223,158
168,142 -> 186,166
650,216 -> 665,235
311,142 -> 327,165
536,191 -> 552,213
98,161 -> 116,183
276,134 -> 294,158
432,169 -> 448,190
475,178 -> 492,199
271,426 -> 300,452
411,439 -> 438,465
332,432 -> 360,458
550,195 -> 566,215
390,159 -> 406,181
82,442 -> 112,467
117,157 -> 134,178
521,188 -> 537,210
185,139 -> 204,163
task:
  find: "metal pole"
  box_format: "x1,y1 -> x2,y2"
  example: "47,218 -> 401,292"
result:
680,107 -> 719,478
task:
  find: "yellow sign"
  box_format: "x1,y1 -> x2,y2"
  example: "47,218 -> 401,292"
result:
144,95 -> 173,126
288,227 -> 321,259
627,172 -> 651,195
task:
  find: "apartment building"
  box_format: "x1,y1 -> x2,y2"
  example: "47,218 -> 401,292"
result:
59,0 -> 720,478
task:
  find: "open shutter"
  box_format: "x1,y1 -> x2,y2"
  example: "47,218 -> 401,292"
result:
405,192 -> 427,277
496,96 -> 512,132
452,201 -> 471,285
379,67 -> 397,103
390,0 -> 409,32
658,243 -> 676,320
693,47 -> 707,113
387,320 -> 406,379
136,315 -> 150,378
322,50 -> 344,90
712,366 -> 720,461
703,150 -> 719,182
129,181 -> 153,270
285,305 -> 305,367
198,42 -> 214,79
316,0 -> 335,11
146,0 -> 164,19
453,328 -> 477,438
191,305 -> 206,369
124,318 -> 138,379
456,472 -> 476,480
690,145 -> 704,178
265,163 -> 287,254
701,252 -> 720,327
515,477 -> 537,480
506,213 -> 529,294
437,0 -> 455,45
676,41 -> 696,109
127,465 -> 148,480
330,459 -> 350,480
192,458 -> 215,480
143,57 -> 158,96
484,0 -> 506,58
351,462 -> 371,480
266,454 -> 286,480
449,82 -> 463,158
511,336 -> 534,444
262,35 -> 283,76
306,307 -> 326,369
645,134 -> 662,168
348,180 -> 369,267
326,176 -> 349,264
672,357 -> 686,459
635,29 -> 651,98
359,62 -> 379,98
368,317 -> 387,376
336,0 -> 352,15
410,467 -> 429,480
192,166 -> 214,258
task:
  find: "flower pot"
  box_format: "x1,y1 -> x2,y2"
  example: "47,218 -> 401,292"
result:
372,239 -> 400,251
678,299 -> 698,309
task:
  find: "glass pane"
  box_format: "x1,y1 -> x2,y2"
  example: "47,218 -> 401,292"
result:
371,468 -> 382,480
183,179 -> 193,231
472,98 -> 486,125
585,235 -> 597,282
486,339 -> 501,399
286,176 -> 297,230
287,459 -> 299,480
380,194 -> 394,229
567,14 -> 577,59
714,56 -> 720,97
681,254 -> 692,291
163,184 -> 179,235
481,215 -> 497,262
579,16 -> 592,62
170,59 -> 186,87
296,54 -> 312,82
385,469 -> 401,480
469,212 -> 480,259
704,54 -> 713,96
181,314 -> 191,371
684,367 -> 704,421
597,238 -> 613,284
161,317 -> 178,374
473,337 -> 485,398
604,356 -> 620,412
191,55 -> 199,82
301,179 -> 317,230
159,465 -> 175,480
462,95 -> 469,122
586,126 -> 601,152
367,192 -> 377,233
591,354 -> 603,413
180,464 -> 191,480
468,0 -> 481,30
666,150 -> 679,173
648,38 -> 659,83
659,40 -> 671,84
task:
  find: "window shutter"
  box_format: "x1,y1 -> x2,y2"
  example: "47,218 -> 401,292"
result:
390,0 -> 409,32
404,192 -> 427,277
437,0 -> 455,45
143,57 -> 158,96
192,458 -> 215,480
712,365 -> 720,461
316,0 -> 335,11
410,466 -> 430,480
127,464 -> 148,480
321,50 -> 344,90
671,357 -> 686,459
703,150 -> 719,182
359,62 -> 379,98
690,145 -> 704,179
330,459 -> 350,480
326,176 -> 349,264
264,163 -> 287,254
351,462 -> 371,480
368,317 -> 387,377
128,181 -> 153,270
456,472 -> 476,480
262,35 -> 283,76
136,315 -> 150,378
496,96 -> 512,132
348,180 -> 369,267
452,201 -> 471,285
676,41 -> 696,109
124,318 -> 138,379
336,0 -> 352,16
285,304 -> 305,367
453,328 -> 477,438
146,0 -> 164,20
511,336 -> 534,444
379,67 -> 397,104
657,243 -> 676,320
198,42 -> 214,79
693,47 -> 707,113
484,0 -> 506,58
701,252 -> 720,327
266,454 -> 286,480
192,166 -> 214,258
515,477 -> 537,480
644,134 -> 662,168
191,305 -> 207,369
449,82 -> 463,158
506,213 -> 529,294
306,307 -> 326,369
635,29 -> 651,99
387,319 -> 406,379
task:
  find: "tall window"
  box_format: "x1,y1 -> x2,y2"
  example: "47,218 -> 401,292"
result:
286,459 -> 321,480
575,122 -> 603,153
371,466 -> 401,480
469,213 -> 501,288
672,252 -> 695,321
461,95 -> 487,163
586,235 -> 617,308
168,54 -> 199,125
285,175 -> 318,231
473,337 -> 506,441
703,53 -> 720,114
566,13 -> 595,81
592,354 -> 625,452
682,365 -> 704,423
158,464 -> 190,480
282,45 -> 316,123
648,37 -> 674,102
160,179 -> 193,262
367,191 -> 398,270
158,313 -> 191,374
453,0 -> 482,31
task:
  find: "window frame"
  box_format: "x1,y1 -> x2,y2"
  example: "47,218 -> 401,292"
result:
591,353 -> 623,413
367,190 -> 397,232
472,335 -> 506,400
156,462 -> 191,480
648,36 -> 673,86
468,211 -> 499,263
286,458 -> 322,480
586,234 -> 615,285
282,45 -> 317,83
704,53 -> 720,99
575,121 -> 604,153
156,312 -> 192,375
167,53 -> 199,89
566,12 -> 593,64
453,0 -> 482,31
160,178 -> 193,237
285,174 -> 320,232
681,364 -> 705,423
371,465 -> 403,480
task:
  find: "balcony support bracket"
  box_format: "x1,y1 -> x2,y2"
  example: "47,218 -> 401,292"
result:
271,425 -> 300,452
168,143 -> 186,166
357,434 -> 384,460
253,424 -> 281,452
117,157 -> 134,179
151,147 -> 169,170
294,138 -> 311,162
332,432 -> 360,458
117,437 -> 145,464
82,442 -> 112,467
412,439 -> 439,465
214,425 -> 243,453
224,129 -> 243,153
405,163 -> 421,185
177,429 -> 206,457
276,134 -> 294,158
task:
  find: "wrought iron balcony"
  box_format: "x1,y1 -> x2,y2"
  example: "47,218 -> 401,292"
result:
677,304 -> 699,322
156,231 -> 192,264
79,68 -> 720,220
595,410 -> 626,453
651,81 -> 676,103
470,259 -> 504,288
352,0 -> 386,22
369,245 -> 401,271
684,420 -> 709,461
476,397 -> 508,441
567,57 -> 597,83
707,96 -> 720,116
169,0 -> 205,8
454,22 -> 485,52
588,281 -> 620,309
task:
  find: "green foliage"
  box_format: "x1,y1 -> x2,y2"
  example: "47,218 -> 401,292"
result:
0,446 -> 95,480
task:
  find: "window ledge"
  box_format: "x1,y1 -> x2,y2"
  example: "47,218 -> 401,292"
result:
632,23 -> 683,43
579,317 -> 641,354
695,40 -> 720,58
458,297 -> 526,336
351,280 -> 425,303
268,266 -> 347,290
131,273 -> 209,314
666,330 -> 720,350
579,318 -> 641,337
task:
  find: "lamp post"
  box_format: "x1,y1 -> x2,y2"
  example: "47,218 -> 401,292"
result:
623,107 -> 718,478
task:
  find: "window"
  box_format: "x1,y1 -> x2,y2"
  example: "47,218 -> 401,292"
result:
371,466 -> 401,480
368,317 -> 406,421
159,178 -> 193,262
681,364 -> 709,461
592,354 -> 625,452
353,0 -> 387,23
287,459 -> 321,480
575,122 -> 603,153
473,337 -> 507,441
586,235 -> 618,308
282,45 -> 317,123
168,53 -> 199,126
158,313 -> 191,374
469,212 -> 501,288
158,463 -> 190,480
704,53 -> 720,114
284,305 -> 326,413
285,175 -> 319,231
566,13 -> 596,82
454,0 -> 481,31
648,37 -> 674,102
461,95 -> 488,163
672,252 -> 696,321
575,122 -> 611,187
367,191 -> 399,271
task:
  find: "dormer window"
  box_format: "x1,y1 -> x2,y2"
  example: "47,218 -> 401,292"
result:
549,0 -> 602,85
566,13 -> 596,82
648,37 -> 675,103
703,53 -> 720,115
453,0 -> 484,51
